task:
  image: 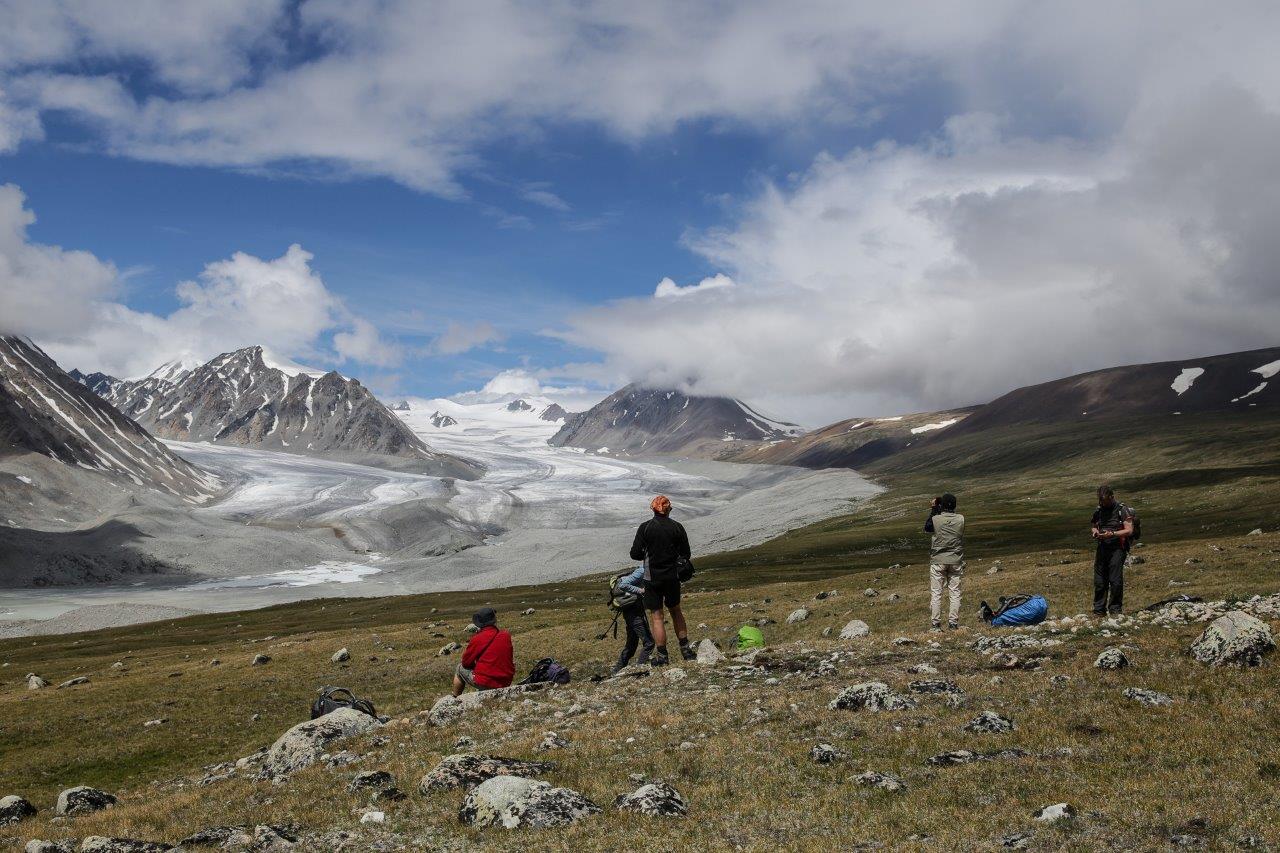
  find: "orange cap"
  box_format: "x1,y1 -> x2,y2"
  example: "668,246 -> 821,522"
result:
650,495 -> 672,515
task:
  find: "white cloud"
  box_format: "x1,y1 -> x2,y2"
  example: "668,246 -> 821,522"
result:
557,87 -> 1280,425
449,367 -> 607,412
432,321 -> 504,356
654,273 -> 734,299
0,187 -> 399,378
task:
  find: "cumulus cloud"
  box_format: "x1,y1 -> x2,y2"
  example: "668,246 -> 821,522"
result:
431,321 -> 504,356
0,187 -> 399,377
558,87 -> 1280,424
450,367 -> 606,412
654,273 -> 734,299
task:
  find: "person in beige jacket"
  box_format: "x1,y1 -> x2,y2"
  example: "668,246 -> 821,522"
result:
924,493 -> 965,631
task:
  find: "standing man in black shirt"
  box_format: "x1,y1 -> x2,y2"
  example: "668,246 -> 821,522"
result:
630,494 -> 694,665
1090,484 -> 1135,615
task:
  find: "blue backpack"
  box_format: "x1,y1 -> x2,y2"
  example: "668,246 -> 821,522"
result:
988,594 -> 1049,627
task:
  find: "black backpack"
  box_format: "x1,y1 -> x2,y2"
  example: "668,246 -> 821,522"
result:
310,686 -> 377,720
518,658 -> 571,686
1123,504 -> 1142,542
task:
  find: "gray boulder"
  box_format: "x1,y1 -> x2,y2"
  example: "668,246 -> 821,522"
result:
458,776 -> 601,829
427,683 -> 548,726
1094,647 -> 1129,669
438,642 -> 461,656
0,794 -> 36,826
809,743 -> 848,764
251,654 -> 270,666
853,771 -> 906,792
259,707 -> 379,778
1033,803 -> 1077,822
964,711 -> 1014,733
839,620 -> 871,640
331,648 -> 350,664
56,676 -> 89,689
908,679 -> 963,696
25,843 -> 75,853
829,682 -> 917,712
613,781 -> 688,817
538,731 -> 569,750
177,825 -> 295,849
418,754 -> 557,792
1189,612 -> 1275,667
1123,687 -> 1173,706
78,839 -> 171,852
786,608 -> 810,624
26,673 -> 48,690
348,770 -> 395,792
55,786 -> 116,816
695,639 -> 725,665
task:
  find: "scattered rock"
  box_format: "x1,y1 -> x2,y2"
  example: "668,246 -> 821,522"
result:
1189,612 -> 1275,667
538,732 -> 569,751
0,794 -> 36,826
964,711 -> 1014,733
418,754 -> 556,792
613,781 -> 688,817
26,673 -> 48,690
438,642 -> 461,657
463,623 -> 480,635
864,588 -> 879,598
892,636 -> 916,646
331,648 -> 350,664
359,811 -> 385,825
1033,803 -> 1077,822
695,639 -> 725,665
1094,647 -> 1129,669
1002,831 -> 1035,848
786,608 -> 810,624
143,718 -> 167,728
663,667 -> 687,682
458,776 -> 601,829
887,593 -> 901,602
259,707 -> 380,778
927,749 -> 1028,767
348,770 -> 395,792
1247,528 -> 1263,536
906,663 -> 939,675
56,676 -> 89,689
829,682 -> 917,712
372,787 -> 407,804
251,654 -> 270,666
839,620 -> 871,640
522,608 -> 536,616
908,679 -> 962,696
853,771 -> 906,792
78,838 -> 172,853
24,842 -> 75,853
809,743 -> 848,764
1123,687 -> 1173,706
55,785 -> 116,816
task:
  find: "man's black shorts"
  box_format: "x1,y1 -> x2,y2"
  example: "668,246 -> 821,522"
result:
643,574 -> 681,611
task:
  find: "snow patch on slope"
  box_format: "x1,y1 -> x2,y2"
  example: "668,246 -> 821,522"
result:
1171,367 -> 1204,395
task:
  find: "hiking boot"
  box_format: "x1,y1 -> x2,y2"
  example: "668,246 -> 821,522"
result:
930,623 -> 943,633
948,621 -> 959,631
679,644 -> 697,661
650,652 -> 670,667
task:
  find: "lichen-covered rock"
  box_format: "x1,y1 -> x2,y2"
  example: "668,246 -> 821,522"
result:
927,748 -> 1028,767
906,663 -> 939,675
809,743 -> 848,764
908,679 -> 963,696
964,711 -> 1014,733
1033,803 -> 1077,822
695,639 -> 725,665
1094,647 -> 1129,669
786,608 -> 809,624
25,842 -> 75,853
458,776 -> 600,829
55,786 -> 116,816
418,754 -> 557,792
839,620 -> 871,640
538,731 -> 569,750
251,654 -> 270,666
1189,612 -> 1275,667
437,642 -> 460,656
56,676 -> 89,689
427,683 -> 547,726
179,825 -> 296,849
331,648 -> 350,664
348,770 -> 394,792
1123,687 -> 1173,706
78,838 -> 172,853
259,707 -> 379,778
829,682 -> 917,712
26,673 -> 48,690
854,771 -> 906,792
0,794 -> 36,826
613,781 -> 688,817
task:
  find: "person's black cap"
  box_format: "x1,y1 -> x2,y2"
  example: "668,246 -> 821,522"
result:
472,607 -> 497,628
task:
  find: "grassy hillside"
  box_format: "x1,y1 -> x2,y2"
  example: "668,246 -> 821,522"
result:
1,410 -> 1277,850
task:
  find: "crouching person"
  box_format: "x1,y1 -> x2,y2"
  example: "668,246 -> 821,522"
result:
612,565 -> 655,673
453,607 -> 514,696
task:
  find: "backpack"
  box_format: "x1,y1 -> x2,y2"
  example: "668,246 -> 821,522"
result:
985,594 -> 1049,627
1122,504 -> 1142,542
736,625 -> 765,651
608,572 -> 640,611
310,686 -> 377,720
518,657 -> 571,686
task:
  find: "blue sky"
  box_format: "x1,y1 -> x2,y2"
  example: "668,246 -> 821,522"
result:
2,3 -> 1277,425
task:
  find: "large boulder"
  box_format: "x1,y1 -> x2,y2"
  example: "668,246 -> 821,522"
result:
78,839 -> 171,852
1094,647 -> 1129,670
419,754 -> 557,792
839,620 -> 871,640
55,786 -> 116,816
1123,687 -> 1173,706
828,682 -> 917,712
458,776 -> 600,829
26,674 -> 48,690
259,707 -> 379,778
427,683 -> 548,726
25,843 -> 75,853
613,782 -> 688,817
853,771 -> 906,792
695,639 -> 725,665
177,825 -> 295,849
0,794 -> 36,826
786,608 -> 809,624
1189,612 -> 1275,667
964,711 -> 1014,733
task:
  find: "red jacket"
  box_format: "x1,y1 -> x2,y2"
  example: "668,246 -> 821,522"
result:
461,626 -> 514,689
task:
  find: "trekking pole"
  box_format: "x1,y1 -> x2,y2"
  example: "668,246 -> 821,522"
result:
595,610 -> 622,641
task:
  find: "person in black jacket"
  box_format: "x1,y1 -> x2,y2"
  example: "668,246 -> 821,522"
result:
629,494 -> 694,665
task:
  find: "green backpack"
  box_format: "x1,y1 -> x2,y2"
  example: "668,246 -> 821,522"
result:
737,625 -> 765,651
608,572 -> 640,612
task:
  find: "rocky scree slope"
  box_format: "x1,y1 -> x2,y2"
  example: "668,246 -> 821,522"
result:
550,383 -> 802,457
98,346 -> 479,478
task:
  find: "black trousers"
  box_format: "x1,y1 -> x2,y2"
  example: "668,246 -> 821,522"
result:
617,605 -> 655,667
1094,545 -> 1126,613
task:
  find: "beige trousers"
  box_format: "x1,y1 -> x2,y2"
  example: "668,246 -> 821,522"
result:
930,562 -> 964,625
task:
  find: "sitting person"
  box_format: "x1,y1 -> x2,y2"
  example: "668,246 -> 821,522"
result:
612,565 -> 655,674
452,607 -> 514,696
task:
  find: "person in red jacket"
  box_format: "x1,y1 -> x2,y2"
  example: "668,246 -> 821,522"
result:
452,607 -> 515,696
